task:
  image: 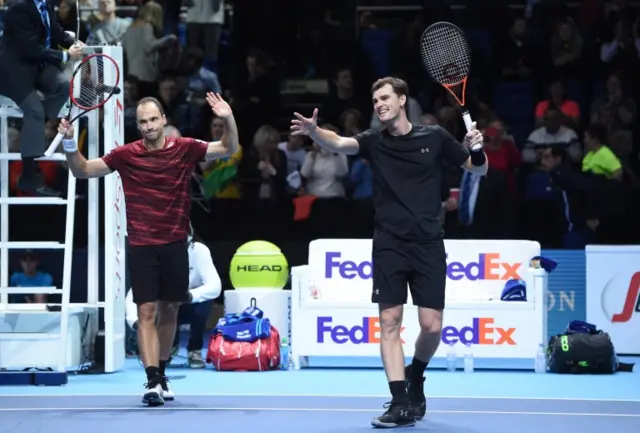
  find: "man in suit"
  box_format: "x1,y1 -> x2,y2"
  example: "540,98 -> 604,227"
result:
0,0 -> 84,196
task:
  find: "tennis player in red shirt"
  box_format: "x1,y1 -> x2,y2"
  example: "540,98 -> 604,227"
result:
59,93 -> 238,406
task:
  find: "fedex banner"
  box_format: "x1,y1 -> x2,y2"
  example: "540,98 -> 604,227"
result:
294,309 -> 539,359
316,316 -> 515,346
308,239 -> 541,302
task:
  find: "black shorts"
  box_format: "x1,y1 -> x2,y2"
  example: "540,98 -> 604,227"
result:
371,230 -> 446,309
128,239 -> 190,305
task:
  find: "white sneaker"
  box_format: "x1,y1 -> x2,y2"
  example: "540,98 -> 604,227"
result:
142,382 -> 164,406
188,350 -> 206,369
161,377 -> 175,401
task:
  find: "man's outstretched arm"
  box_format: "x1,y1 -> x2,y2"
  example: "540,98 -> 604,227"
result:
291,108 -> 360,155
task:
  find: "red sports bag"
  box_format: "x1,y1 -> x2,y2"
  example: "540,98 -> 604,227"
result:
206,326 -> 281,371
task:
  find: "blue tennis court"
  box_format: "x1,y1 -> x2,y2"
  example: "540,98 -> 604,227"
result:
1,357 -> 639,433
2,394 -> 639,432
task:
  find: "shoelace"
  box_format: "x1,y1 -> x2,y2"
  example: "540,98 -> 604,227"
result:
381,400 -> 411,418
143,381 -> 160,389
160,376 -> 171,391
382,400 -> 401,412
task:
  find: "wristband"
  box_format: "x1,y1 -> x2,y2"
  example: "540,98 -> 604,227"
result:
62,138 -> 78,153
469,149 -> 486,167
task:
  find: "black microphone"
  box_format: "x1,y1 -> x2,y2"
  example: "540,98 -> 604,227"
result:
94,84 -> 121,94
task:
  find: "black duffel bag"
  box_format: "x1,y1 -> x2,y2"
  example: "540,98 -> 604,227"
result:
548,331 -> 617,374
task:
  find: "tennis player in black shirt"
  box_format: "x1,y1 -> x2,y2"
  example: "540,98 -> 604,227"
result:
291,77 -> 487,428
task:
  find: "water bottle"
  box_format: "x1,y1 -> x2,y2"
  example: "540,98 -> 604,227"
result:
287,352 -> 295,371
464,343 -> 474,373
280,337 -> 290,371
446,342 -> 457,372
535,343 -> 546,374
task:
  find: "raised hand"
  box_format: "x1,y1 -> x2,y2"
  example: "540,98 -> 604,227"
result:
206,92 -> 233,119
58,119 -> 74,139
290,108 -> 319,136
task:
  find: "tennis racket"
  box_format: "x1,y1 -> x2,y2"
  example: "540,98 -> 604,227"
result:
420,22 -> 480,150
44,53 -> 121,157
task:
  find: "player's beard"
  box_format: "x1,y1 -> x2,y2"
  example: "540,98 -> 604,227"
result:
143,130 -> 164,148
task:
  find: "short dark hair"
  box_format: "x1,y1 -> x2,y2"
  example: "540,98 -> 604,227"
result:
333,66 -> 352,80
586,123 -> 608,143
547,144 -> 567,162
136,97 -> 164,115
371,77 -> 409,97
158,75 -> 176,85
185,46 -> 205,64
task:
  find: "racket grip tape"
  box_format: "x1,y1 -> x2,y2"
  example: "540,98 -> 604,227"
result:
461,111 -> 482,151
44,132 -> 66,157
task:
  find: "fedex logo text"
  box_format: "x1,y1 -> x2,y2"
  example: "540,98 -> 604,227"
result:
442,318 -> 516,345
324,252 -> 521,281
316,316 -> 405,344
325,252 -> 372,279
446,253 -> 520,281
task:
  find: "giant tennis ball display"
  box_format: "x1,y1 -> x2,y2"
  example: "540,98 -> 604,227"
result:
229,241 -> 289,290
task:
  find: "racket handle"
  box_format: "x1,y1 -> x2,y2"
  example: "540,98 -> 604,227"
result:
461,111 -> 482,151
462,111 -> 474,132
44,132 -> 65,157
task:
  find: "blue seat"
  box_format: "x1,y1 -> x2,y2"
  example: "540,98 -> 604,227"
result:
506,120 -> 534,150
493,82 -> 534,122
361,29 -> 394,78
466,28 -> 493,62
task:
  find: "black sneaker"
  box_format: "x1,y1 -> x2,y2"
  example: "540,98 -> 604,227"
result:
405,365 -> 427,420
371,400 -> 416,428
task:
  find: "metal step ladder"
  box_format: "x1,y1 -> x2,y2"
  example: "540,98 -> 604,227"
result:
0,97 -> 76,375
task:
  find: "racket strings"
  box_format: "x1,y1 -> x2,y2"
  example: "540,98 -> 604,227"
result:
73,55 -> 118,110
420,24 -> 471,86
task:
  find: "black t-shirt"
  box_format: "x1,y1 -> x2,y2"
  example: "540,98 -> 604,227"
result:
354,124 -> 469,241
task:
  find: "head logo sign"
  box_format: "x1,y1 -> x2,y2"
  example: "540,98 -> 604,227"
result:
317,317 -> 405,344
442,318 -> 516,345
324,252 -> 521,281
604,272 -> 640,323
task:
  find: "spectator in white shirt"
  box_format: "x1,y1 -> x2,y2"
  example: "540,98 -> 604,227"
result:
125,232 -> 221,369
277,135 -> 306,192
300,142 -> 349,198
523,107 -> 582,164
278,134 -> 307,176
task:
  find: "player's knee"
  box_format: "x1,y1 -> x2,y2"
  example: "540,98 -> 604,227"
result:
379,304 -> 403,338
137,302 -> 156,324
157,301 -> 181,321
417,307 -> 443,334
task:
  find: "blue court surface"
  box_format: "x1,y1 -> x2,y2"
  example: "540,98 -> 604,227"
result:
1,356 -> 639,433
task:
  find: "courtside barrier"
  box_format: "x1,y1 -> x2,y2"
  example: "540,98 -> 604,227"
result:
290,239 -> 548,370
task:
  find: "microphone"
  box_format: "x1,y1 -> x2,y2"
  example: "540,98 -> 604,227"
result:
94,84 -> 121,94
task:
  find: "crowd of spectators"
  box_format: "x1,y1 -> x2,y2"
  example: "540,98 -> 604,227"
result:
2,0 -> 640,250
